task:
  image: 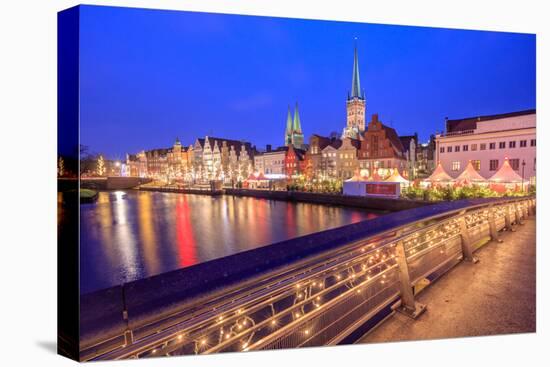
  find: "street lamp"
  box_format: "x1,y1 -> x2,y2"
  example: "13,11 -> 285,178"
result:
521,159 -> 526,192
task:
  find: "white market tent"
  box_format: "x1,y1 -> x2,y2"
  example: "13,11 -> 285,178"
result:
384,169 -> 410,186
343,173 -> 367,196
455,161 -> 486,184
425,163 -> 454,184
488,158 -> 524,183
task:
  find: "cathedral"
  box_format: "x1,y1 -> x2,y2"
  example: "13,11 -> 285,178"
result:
342,42 -> 366,140
284,102 -> 305,149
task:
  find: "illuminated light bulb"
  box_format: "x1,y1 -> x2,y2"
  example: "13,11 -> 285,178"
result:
298,294 -> 303,299
304,329 -> 310,335
316,296 -> 321,300
238,325 -> 243,330
336,275 -> 341,280
356,289 -> 361,294
178,334 -> 183,340
271,320 -> 277,325
242,342 -> 248,349
225,334 -> 231,340
295,313 -> 301,318
296,284 -> 301,289
381,280 -> 385,284
243,320 -> 248,326
152,349 -> 157,354
312,282 -> 317,286
201,339 -> 207,345
237,309 -> 243,314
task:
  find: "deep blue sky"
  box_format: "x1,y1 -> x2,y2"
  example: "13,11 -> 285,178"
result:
78,5 -> 535,160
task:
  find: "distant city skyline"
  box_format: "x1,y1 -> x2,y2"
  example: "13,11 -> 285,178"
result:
78,5 -> 535,159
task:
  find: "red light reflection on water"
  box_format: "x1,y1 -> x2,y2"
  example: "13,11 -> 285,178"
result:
175,195 -> 198,267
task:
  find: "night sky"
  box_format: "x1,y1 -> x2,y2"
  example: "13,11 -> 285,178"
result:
78,5 -> 535,160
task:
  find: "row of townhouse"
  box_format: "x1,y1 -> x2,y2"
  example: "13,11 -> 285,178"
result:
126,136 -> 257,183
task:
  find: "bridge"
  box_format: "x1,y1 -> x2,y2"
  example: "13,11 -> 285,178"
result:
80,196 -> 536,361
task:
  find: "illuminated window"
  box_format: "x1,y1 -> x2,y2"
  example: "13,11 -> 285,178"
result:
451,161 -> 461,171
472,160 -> 481,171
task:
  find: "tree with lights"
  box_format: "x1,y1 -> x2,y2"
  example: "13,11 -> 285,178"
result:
58,156 -> 65,177
96,155 -> 106,176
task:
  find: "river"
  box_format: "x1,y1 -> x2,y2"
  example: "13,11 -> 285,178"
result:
78,190 -> 379,294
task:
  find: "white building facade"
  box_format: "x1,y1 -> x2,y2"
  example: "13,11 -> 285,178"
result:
435,110 -> 536,182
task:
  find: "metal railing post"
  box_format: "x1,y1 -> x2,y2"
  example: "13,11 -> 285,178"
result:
514,203 -> 524,225
395,240 -> 426,318
488,206 -> 502,243
458,214 -> 479,263
504,204 -> 514,232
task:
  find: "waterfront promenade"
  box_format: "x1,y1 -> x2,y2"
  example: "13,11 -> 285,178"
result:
359,215 -> 536,344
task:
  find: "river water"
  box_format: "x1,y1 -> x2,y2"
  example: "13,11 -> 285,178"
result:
79,190 -> 379,294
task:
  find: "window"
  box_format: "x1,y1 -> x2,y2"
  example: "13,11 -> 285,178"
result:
509,159 -> 520,171
463,145 -> 468,151
531,139 -> 536,147
447,146 -> 452,153
455,146 -> 460,152
520,140 -> 527,147
499,142 -> 506,149
451,161 -> 461,171
480,143 -> 486,150
489,143 -> 495,150
509,141 -> 516,148
440,147 -> 445,153
472,160 -> 481,171
489,160 -> 499,171
471,144 -> 477,151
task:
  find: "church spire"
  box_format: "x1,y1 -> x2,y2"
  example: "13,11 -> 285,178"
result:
293,102 -> 302,134
350,39 -> 363,100
285,105 -> 293,145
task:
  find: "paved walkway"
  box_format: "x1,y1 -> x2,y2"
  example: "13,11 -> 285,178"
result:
359,216 -> 536,344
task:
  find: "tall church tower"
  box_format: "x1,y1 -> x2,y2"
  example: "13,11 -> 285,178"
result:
285,105 -> 293,146
291,102 -> 304,149
284,103 -> 305,149
342,41 -> 366,139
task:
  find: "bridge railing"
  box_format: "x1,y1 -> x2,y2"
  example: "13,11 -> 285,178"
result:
91,196 -> 535,360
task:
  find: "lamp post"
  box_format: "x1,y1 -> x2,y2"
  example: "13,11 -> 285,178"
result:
521,159 -> 526,192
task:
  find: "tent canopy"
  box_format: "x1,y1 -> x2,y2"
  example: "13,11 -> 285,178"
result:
456,161 -> 486,182
385,168 -> 409,183
489,158 -> 525,183
425,162 -> 454,182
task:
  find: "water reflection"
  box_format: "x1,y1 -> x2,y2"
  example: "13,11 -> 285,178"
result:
79,191 -> 378,294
